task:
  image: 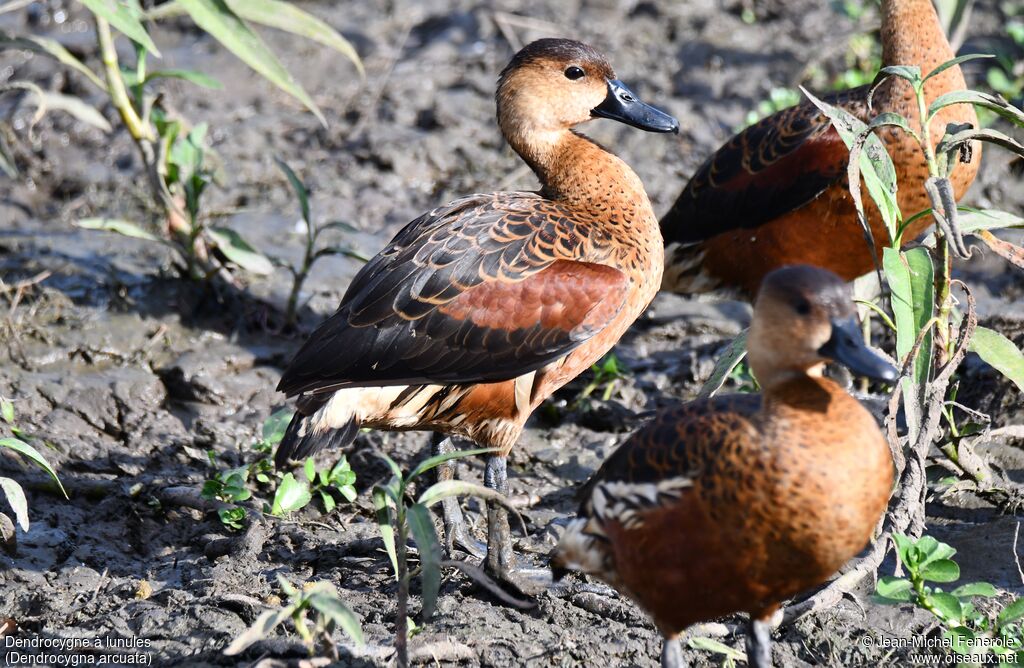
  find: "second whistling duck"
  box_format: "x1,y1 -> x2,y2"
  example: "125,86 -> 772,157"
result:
553,265 -> 897,668
275,38 -> 678,585
661,0 -> 981,296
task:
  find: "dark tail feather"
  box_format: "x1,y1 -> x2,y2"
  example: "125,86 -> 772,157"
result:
275,412 -> 360,468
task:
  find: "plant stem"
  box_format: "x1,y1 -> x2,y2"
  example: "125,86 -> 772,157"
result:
285,221 -> 316,328
96,18 -> 153,143
395,505 -> 409,668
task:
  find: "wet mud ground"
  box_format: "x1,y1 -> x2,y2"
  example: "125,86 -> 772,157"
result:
1,0 -> 1024,665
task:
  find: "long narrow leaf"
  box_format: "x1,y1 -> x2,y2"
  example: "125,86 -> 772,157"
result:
222,606 -> 295,655
923,54 -> 993,83
417,479 -> 527,535
696,330 -> 748,399
406,503 -> 442,619
0,477 -> 29,531
146,69 -> 223,90
307,590 -> 364,644
928,89 -> 1024,126
175,0 -> 325,126
226,0 -> 363,76
78,218 -> 160,241
407,446 -> 495,483
207,227 -> 274,275
274,157 -> 310,224
0,437 -> 67,498
79,0 -> 161,57
803,88 -> 902,245
372,487 -> 399,580
0,34 -> 105,89
969,326 -> 1024,393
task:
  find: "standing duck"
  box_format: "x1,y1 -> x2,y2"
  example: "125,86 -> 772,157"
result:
661,0 -> 980,296
275,38 -> 678,583
553,265 -> 897,668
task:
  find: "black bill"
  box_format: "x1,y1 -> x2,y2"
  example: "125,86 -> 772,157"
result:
819,316 -> 899,382
591,79 -> 679,134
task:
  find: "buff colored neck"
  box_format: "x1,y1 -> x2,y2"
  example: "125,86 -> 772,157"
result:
503,123 -> 651,219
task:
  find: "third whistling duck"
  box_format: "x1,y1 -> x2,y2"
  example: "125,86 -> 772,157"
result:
275,38 -> 677,584
661,0 -> 980,296
553,265 -> 897,668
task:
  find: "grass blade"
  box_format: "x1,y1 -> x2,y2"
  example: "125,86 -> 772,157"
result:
223,607 -> 294,655
307,588 -> 364,644
406,503 -> 442,619
175,0 -> 325,126
145,68 -> 223,89
0,437 -> 67,498
79,0 -> 161,57
226,0 -> 363,76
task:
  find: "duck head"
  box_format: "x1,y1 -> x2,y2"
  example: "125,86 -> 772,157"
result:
748,265 -> 898,387
496,38 -> 678,152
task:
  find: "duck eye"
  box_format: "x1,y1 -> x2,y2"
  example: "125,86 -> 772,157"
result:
794,299 -> 812,316
564,66 -> 585,80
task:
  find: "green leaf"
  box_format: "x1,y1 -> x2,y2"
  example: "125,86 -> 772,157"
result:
1,398 -> 14,425
0,437 -> 66,499
998,597 -> 1024,628
271,473 -> 311,515
931,592 -> 964,623
145,68 -> 223,89
0,34 -> 105,90
274,157 -> 310,224
924,55 -> 995,83
937,128 -> 1024,160
262,408 -> 293,444
696,330 -> 749,399
407,447 -> 495,483
921,559 -> 961,583
951,582 -> 998,599
893,533 -> 916,568
969,326 -> 1024,394
225,0 -> 363,76
883,247 -> 934,440
956,207 -> 1024,235
915,535 -> 956,565
7,83 -> 113,132
303,457 -> 316,483
175,0 -> 325,126
77,218 -> 160,242
319,490 -> 336,513
803,87 -> 901,245
406,503 -> 442,619
416,480 -> 526,535
223,606 -> 295,655
372,487 -> 399,580
928,89 -> 1024,126
374,451 -> 404,483
79,0 -> 161,57
686,636 -> 745,660
207,226 -> 275,275
879,65 -> 923,85
338,485 -> 357,503
867,112 -> 919,140
944,626 -> 976,654
307,588 -> 364,645
0,477 -> 29,531
876,576 -> 913,602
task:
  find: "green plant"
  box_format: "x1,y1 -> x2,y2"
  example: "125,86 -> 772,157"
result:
782,50 -> 1024,616
224,575 -> 362,659
0,398 -> 67,540
372,448 -> 520,668
202,408 -> 358,529
274,159 -> 368,328
575,353 -> 630,406
739,87 -> 802,130
875,534 -> 1024,664
687,636 -> 745,667
1,0 -> 361,283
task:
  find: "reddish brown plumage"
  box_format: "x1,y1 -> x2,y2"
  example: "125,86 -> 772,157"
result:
274,37 -> 674,467
554,266 -> 895,656
662,0 -> 981,296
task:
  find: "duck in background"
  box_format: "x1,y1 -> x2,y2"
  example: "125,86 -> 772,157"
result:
553,265 -> 897,668
661,0 -> 980,297
275,38 -> 678,586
